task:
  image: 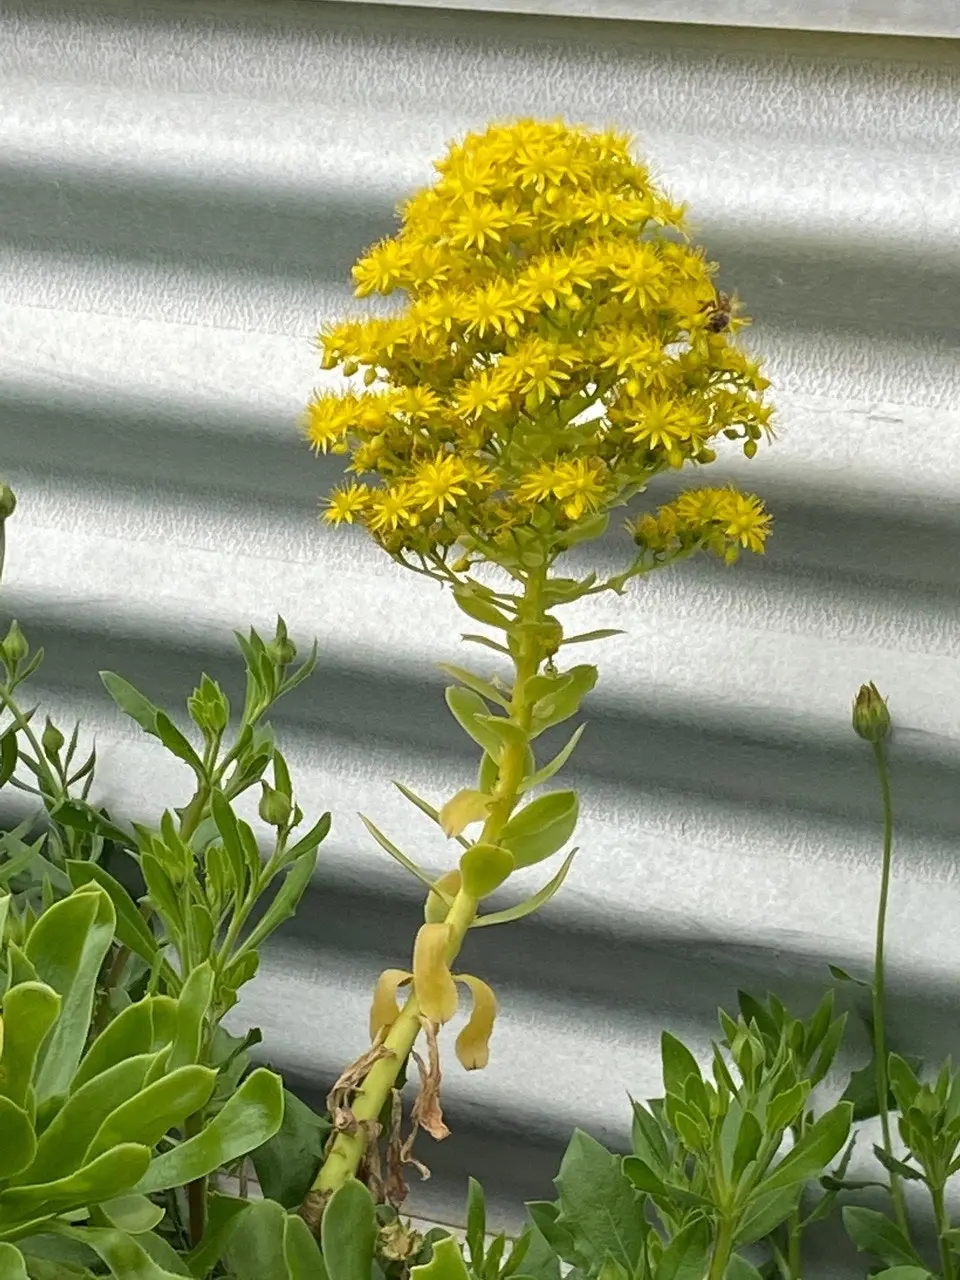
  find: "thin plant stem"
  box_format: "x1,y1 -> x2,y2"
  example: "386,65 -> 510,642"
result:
872,738 -> 909,1236
786,1202 -> 802,1279
931,1183 -> 955,1280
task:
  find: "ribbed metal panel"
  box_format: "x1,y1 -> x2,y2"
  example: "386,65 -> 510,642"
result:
3,2 -> 960,1271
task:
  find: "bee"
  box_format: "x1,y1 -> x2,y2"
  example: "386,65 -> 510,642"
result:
702,290 -> 733,333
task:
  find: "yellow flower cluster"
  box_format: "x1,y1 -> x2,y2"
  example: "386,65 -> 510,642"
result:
630,487 -> 772,564
304,118 -> 773,569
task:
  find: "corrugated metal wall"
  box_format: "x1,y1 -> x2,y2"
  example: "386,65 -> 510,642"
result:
2,1 -> 959,1272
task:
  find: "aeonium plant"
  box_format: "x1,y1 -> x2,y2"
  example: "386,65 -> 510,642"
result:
298,117 -> 775,1228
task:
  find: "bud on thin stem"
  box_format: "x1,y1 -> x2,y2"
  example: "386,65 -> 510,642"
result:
853,681 -> 891,744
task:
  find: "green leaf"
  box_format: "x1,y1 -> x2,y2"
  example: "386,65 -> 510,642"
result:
153,712 -> 204,776
66,861 -> 158,965
630,1099 -> 670,1175
411,1235 -> 471,1280
0,732 -> 19,789
828,963 -> 870,989
46,1224 -> 186,1280
499,791 -> 578,869
808,1013 -> 847,1087
445,687 -> 505,759
561,629 -> 625,647
461,634 -> 512,657
471,850 -> 577,928
321,1179 -> 376,1280
74,997 -> 176,1091
733,1185 -> 802,1247
183,1192 -> 252,1278
0,1244 -> 28,1280
53,802 -> 133,849
394,781 -> 471,852
466,1177 -> 486,1269
223,1198 -> 289,1280
437,665 -> 510,710
0,981 -> 60,1108
359,815 -> 438,895
870,1270 -> 934,1280
661,1033 -> 703,1097
282,812 -> 331,864
751,1102 -> 852,1197
518,725 -> 585,794
553,1129 -> 647,1271
85,1065 -> 216,1161
621,1156 -> 668,1199
842,1207 -> 926,1268
98,1194 -> 165,1235
0,1145 -> 151,1220
168,963 -> 215,1073
766,1082 -> 809,1135
25,885 -> 116,1102
0,1097 -> 36,1179
250,1089 -> 331,1210
725,1257 -> 764,1280
27,1051 -> 159,1184
283,1212 -> 326,1279
452,588 -> 512,631
133,1068 -> 283,1195
460,844 -> 515,898
237,848 -> 319,956
99,673 -> 160,738
529,666 -> 597,736
654,1217 -> 711,1280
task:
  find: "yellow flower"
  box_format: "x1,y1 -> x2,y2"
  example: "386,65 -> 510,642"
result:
351,238 -> 412,297
322,483 -> 371,525
460,280 -> 528,337
447,200 -> 515,251
514,462 -> 564,506
301,393 -> 349,454
609,243 -> 668,306
411,452 -> 469,514
454,370 -> 512,420
623,396 -> 693,453
500,336 -> 577,404
716,490 -> 772,552
368,484 -> 419,532
551,458 -> 608,520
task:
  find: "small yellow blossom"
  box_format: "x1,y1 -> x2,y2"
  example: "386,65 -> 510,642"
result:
368,485 -> 418,533
412,453 -> 469,515
302,394 -> 349,454
551,458 -> 608,520
322,483 -> 371,525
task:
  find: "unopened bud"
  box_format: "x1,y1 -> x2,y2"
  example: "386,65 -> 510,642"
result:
0,484 -> 16,521
853,681 -> 891,743
259,782 -> 292,829
743,439 -> 758,459
42,719 -> 65,759
0,621 -> 29,671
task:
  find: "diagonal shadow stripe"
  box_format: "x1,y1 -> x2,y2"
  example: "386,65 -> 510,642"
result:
5,608 -> 960,854
1,160 -> 958,345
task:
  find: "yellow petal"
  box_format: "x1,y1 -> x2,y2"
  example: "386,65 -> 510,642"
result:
454,974 -> 497,1071
438,788 -> 491,838
369,968 -> 412,1040
413,923 -> 459,1024
424,869 -> 462,924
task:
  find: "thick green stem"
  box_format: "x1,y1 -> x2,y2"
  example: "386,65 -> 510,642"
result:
303,570 -> 546,1218
871,739 -> 909,1236
786,1201 -> 802,1279
707,1217 -> 735,1280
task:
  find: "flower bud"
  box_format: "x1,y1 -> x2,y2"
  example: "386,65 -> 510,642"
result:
0,483 -> 17,521
42,718 -> 65,759
0,621 -> 29,672
259,782 -> 292,829
852,681 -> 891,743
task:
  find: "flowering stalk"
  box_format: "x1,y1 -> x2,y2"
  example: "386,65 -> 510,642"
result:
308,571 -> 546,1207
300,118 -> 777,1230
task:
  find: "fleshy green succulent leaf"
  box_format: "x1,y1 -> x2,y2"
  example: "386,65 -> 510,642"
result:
46,1224 -> 188,1280
499,791 -> 578,869
0,1098 -> 36,1180
321,1180 -> 376,1280
445,687 -> 505,760
471,849 -> 577,928
410,1235 -> 471,1280
0,1242 -> 28,1280
0,982 -> 60,1109
65,862 -> 158,965
24,885 -> 116,1103
0,1145 -> 151,1222
459,844 -> 514,898
133,1068 -> 283,1195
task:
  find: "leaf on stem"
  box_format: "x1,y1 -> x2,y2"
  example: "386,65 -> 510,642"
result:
393,781 -> 471,850
470,849 -> 577,928
359,814 -> 444,897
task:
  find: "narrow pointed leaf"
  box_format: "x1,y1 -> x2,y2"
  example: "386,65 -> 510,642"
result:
471,850 -> 577,928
